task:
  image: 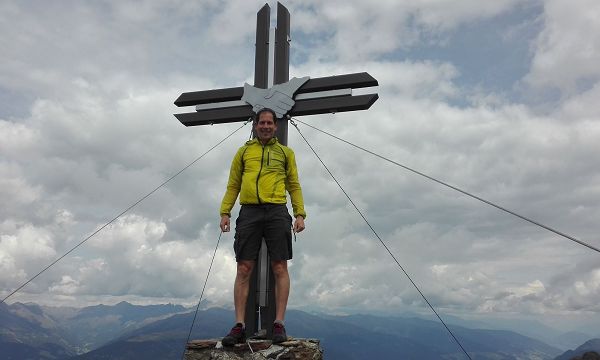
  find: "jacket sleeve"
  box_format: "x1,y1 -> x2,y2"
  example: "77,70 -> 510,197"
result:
285,148 -> 306,219
219,147 -> 245,217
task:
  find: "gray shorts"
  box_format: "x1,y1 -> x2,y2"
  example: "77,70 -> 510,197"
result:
234,204 -> 293,262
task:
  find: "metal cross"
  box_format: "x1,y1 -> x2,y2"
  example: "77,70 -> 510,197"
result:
174,2 -> 379,338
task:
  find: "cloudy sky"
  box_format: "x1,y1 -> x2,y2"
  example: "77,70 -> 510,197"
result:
2,0 -> 600,334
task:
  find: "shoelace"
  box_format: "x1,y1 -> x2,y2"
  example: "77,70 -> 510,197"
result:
230,325 -> 244,335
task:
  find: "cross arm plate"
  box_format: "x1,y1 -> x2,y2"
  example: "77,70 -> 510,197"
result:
173,72 -> 379,126
174,105 -> 253,126
173,93 -> 379,126
291,93 -> 379,117
295,72 -> 378,95
174,87 -> 244,107
174,72 -> 377,107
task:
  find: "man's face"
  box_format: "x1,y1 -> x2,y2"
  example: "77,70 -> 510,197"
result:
255,111 -> 277,143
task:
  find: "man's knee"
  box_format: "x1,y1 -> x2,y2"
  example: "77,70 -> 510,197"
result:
271,260 -> 288,277
237,260 -> 255,279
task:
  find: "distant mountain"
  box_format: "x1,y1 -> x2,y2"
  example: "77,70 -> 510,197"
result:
0,301 -> 75,359
554,339 -> 600,360
70,308 -> 563,360
551,331 -> 598,352
1,301 -> 575,360
303,312 -> 562,359
429,313 -> 598,352
71,308 -> 231,360
1,341 -> 74,360
0,301 -> 190,358
286,310 -> 446,359
59,301 -> 188,351
73,301 -> 187,322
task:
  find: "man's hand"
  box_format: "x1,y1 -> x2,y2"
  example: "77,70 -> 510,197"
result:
220,215 -> 231,232
293,216 -> 305,233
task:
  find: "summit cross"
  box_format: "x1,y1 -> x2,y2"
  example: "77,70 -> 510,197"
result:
173,2 -> 379,338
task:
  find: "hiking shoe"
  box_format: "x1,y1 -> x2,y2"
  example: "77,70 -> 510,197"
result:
222,323 -> 245,346
272,322 -> 287,343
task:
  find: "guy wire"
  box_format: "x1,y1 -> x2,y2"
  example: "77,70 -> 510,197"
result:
1,120 -> 251,304
181,230 -> 223,360
290,120 -> 473,360
292,118 -> 599,255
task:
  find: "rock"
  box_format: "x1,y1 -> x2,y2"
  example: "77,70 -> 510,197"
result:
572,351 -> 600,360
184,338 -> 323,360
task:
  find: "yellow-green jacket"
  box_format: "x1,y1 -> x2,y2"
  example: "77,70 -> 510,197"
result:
220,138 -> 306,219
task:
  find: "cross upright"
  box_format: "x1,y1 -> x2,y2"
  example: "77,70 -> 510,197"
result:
174,2 -> 379,339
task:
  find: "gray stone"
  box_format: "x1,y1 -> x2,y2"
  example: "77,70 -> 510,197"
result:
184,338 -> 323,360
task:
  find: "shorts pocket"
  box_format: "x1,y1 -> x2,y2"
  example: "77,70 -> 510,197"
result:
233,231 -> 244,257
286,228 -> 293,259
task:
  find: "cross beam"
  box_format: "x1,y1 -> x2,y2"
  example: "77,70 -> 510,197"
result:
174,2 -> 378,339
174,73 -> 379,125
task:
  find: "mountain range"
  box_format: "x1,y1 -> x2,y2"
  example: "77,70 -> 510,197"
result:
1,301 -> 599,359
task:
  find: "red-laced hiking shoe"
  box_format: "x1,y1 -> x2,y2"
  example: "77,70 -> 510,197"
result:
272,322 -> 287,344
222,323 -> 246,346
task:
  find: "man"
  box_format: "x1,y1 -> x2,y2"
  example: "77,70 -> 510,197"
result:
219,108 -> 306,345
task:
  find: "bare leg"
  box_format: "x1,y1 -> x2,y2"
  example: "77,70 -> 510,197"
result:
271,260 -> 290,322
234,260 -> 255,324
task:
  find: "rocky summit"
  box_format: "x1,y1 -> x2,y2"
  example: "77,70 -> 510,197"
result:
184,338 -> 322,360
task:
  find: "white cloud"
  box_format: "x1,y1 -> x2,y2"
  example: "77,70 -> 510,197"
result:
1,0 -> 599,335
288,0 -> 524,62
49,275 -> 80,295
0,163 -> 41,210
0,222 -> 57,288
526,0 -> 600,94
7,214 -> 239,303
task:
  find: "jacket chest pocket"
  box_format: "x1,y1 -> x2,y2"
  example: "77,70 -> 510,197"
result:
267,150 -> 286,170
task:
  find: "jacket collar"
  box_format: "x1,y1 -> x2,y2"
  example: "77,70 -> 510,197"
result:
246,137 -> 279,146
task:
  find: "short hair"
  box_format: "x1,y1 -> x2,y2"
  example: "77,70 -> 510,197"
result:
254,108 -> 278,123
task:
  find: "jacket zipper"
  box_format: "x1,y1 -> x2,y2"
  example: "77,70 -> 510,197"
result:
256,145 -> 265,204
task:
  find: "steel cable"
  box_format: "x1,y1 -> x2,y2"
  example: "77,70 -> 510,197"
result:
290,120 -> 473,360
180,230 -> 223,360
292,118 -> 599,255
1,120 -> 251,304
